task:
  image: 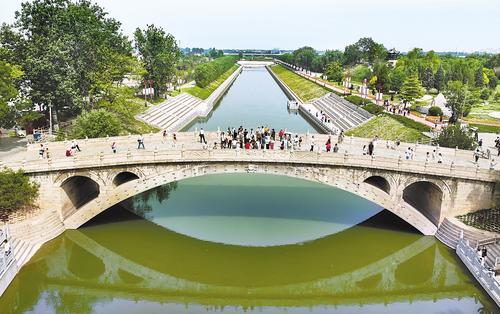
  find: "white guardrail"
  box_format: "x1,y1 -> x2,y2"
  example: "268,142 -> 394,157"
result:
456,235 -> 500,307
0,225 -> 14,279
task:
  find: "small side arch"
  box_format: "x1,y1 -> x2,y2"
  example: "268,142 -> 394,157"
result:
113,171 -> 140,187
363,175 -> 391,194
61,176 -> 100,213
403,181 -> 443,226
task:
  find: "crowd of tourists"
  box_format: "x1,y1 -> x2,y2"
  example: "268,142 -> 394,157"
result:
28,126 -> 497,171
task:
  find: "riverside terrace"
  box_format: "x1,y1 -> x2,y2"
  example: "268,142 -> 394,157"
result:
1,131 -> 498,237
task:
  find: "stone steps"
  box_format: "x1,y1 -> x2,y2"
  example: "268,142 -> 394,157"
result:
7,210 -> 64,269
435,218 -> 486,249
137,93 -> 203,131
310,94 -> 371,132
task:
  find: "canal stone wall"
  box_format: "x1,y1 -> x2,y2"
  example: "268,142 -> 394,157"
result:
266,65 -> 303,103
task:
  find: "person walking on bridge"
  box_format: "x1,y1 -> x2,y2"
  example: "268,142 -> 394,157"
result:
199,128 -> 207,144
137,135 -> 145,149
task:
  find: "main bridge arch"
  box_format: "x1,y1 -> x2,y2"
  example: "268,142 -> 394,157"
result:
60,162 -> 444,235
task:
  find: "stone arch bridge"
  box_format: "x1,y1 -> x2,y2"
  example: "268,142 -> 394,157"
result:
6,142 -> 498,236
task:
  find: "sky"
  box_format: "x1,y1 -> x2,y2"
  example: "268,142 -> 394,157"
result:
0,0 -> 499,52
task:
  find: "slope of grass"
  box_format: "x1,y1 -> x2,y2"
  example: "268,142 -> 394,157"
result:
468,123 -> 500,133
185,64 -> 239,100
346,115 -> 428,142
270,65 -> 329,102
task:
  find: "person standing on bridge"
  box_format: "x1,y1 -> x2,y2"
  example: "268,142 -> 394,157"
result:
310,135 -> 315,152
38,144 -> 45,159
71,140 -> 81,152
368,141 -> 374,156
199,128 -> 207,144
137,135 -> 145,149
111,142 -> 117,154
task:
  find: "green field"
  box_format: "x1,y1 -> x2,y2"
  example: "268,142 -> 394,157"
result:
270,65 -> 329,102
346,115 -> 429,142
185,64 -> 239,100
468,123 -> 500,133
467,86 -> 500,121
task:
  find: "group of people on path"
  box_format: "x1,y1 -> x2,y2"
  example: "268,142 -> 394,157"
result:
211,126 -> 305,151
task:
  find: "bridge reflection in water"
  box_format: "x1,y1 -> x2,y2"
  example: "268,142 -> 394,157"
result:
0,210 -> 495,313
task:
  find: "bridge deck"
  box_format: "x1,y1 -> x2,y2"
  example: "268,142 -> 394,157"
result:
0,132 -> 497,182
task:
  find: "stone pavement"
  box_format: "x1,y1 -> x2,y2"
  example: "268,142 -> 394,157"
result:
1,131 -> 498,171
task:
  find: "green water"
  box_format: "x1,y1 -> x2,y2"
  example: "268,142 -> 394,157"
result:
184,67 -> 321,132
0,174 -> 496,313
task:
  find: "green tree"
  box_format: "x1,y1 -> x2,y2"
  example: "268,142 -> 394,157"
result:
0,61 -> 22,128
436,124 -> 476,150
0,168 -> 39,215
475,66 -> 484,87
372,61 -> 390,91
293,47 -> 317,69
399,74 -> 424,103
422,66 -> 434,89
444,80 -> 470,123
134,24 -> 180,99
238,51 -> 243,59
71,109 -> 122,139
324,61 -> 343,83
1,0 -> 133,129
343,44 -> 362,66
434,65 -> 445,92
388,67 -> 406,92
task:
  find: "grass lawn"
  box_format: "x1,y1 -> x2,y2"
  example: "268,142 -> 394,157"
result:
185,64 -> 239,100
118,96 -> 159,134
346,115 -> 428,142
467,86 -> 500,121
468,123 -> 500,134
270,65 -> 329,102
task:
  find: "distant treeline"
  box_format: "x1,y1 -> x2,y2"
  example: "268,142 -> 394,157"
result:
193,56 -> 238,88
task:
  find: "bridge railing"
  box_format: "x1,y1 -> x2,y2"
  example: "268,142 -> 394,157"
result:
456,237 -> 500,307
2,148 -> 497,182
0,225 -> 14,280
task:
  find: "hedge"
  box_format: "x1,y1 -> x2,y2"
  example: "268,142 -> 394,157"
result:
345,95 -> 370,106
363,104 -> 384,115
193,56 -> 238,88
388,114 -> 430,132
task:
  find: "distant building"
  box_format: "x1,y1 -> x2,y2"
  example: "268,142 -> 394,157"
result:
387,48 -> 400,67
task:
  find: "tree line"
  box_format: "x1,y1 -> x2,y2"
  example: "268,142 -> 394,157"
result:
193,56 -> 237,88
276,37 -> 499,123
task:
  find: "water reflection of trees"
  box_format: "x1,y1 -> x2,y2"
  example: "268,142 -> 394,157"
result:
120,182 -> 178,218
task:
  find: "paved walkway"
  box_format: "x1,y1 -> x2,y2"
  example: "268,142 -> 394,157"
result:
1,131 -> 498,171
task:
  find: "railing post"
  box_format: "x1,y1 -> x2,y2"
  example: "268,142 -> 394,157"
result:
127,148 -> 131,160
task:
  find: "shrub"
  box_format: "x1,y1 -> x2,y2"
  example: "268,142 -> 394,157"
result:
480,88 -> 492,100
345,95 -> 370,106
193,56 -> 237,88
428,106 -> 443,116
389,114 -> 430,132
436,124 -> 476,150
428,88 -> 438,95
363,104 -> 384,115
72,109 -> 122,139
0,168 -> 39,216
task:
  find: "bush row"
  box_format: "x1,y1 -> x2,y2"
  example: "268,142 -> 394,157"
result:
193,56 -> 238,88
344,95 -> 370,106
362,104 -> 384,115
388,114 -> 430,132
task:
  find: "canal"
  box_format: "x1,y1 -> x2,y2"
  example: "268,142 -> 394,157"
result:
184,66 -> 321,132
0,174 -> 496,313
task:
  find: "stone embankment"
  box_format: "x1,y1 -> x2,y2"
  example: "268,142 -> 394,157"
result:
0,209 -> 64,296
